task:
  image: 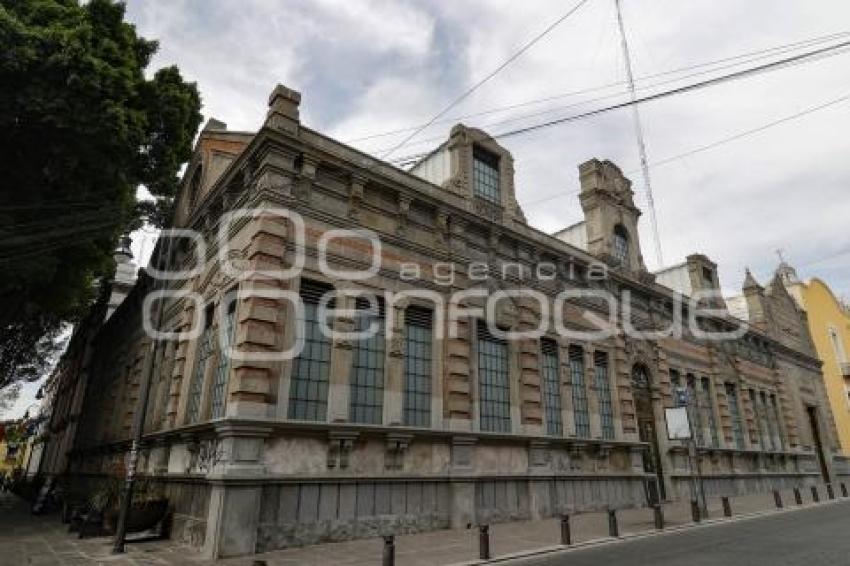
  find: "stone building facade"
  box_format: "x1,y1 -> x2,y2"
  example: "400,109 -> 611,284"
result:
45,84 -> 848,558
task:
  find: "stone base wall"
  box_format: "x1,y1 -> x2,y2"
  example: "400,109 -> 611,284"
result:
669,473 -> 820,500
252,475 -> 647,552
161,481 -> 210,548
256,480 -> 451,552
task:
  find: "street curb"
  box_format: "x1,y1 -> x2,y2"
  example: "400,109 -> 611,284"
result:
449,498 -> 849,565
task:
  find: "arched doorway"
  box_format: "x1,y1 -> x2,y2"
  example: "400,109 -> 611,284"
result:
632,364 -> 665,503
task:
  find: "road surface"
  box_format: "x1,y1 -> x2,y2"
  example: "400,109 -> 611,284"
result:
511,500 -> 850,566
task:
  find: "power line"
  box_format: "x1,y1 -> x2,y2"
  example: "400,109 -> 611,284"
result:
519,89 -> 850,208
386,43 -> 850,166
637,93 -> 850,171
378,0 -> 592,160
495,38 -> 850,140
346,30 -> 849,145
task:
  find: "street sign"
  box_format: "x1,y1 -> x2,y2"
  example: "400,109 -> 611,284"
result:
665,406 -> 691,440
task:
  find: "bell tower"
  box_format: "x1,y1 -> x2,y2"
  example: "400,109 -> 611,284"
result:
578,159 -> 648,275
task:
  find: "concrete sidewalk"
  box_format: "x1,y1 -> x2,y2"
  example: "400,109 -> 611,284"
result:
0,487 -> 835,566
225,488 -> 812,566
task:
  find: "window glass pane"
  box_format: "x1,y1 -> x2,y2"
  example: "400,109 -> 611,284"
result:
701,377 -> 719,447
478,324 -> 511,432
210,300 -> 237,419
473,147 -> 500,203
749,389 -> 765,448
186,308 -> 215,423
612,227 -> 629,265
725,383 -> 745,449
403,306 -> 432,427
770,394 -> 785,450
669,368 -> 681,389
569,346 -> 590,438
759,391 -> 776,451
687,374 -> 704,446
288,281 -> 333,421
595,352 -> 615,439
350,297 -> 385,424
541,339 -> 562,436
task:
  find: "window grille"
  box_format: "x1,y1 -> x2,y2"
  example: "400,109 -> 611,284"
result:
701,377 -> 719,447
478,323 -> 511,432
687,374 -> 704,446
350,296 -> 386,424
669,368 -> 681,389
725,383 -> 745,449
473,146 -> 501,203
403,306 -> 433,427
288,280 -> 334,421
540,339 -> 563,436
569,346 -> 590,438
770,394 -> 785,450
595,351 -> 615,439
186,305 -> 215,423
749,389 -> 766,447
612,225 -> 629,265
759,391 -> 776,450
210,298 -> 237,419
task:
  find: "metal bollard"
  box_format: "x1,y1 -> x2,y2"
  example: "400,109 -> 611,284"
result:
690,499 -> 701,523
608,508 -> 619,537
841,483 -> 848,498
382,535 -> 395,566
653,504 -> 664,530
560,515 -> 571,546
773,490 -> 783,509
811,485 -> 820,503
827,484 -> 835,500
479,525 -> 490,560
794,487 -> 803,505
722,496 -> 732,517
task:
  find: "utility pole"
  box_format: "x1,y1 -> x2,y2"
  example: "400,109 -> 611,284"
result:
614,0 -> 664,268
112,234 -> 174,554
676,385 -> 707,517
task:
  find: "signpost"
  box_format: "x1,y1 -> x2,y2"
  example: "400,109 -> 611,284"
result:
665,386 -> 708,518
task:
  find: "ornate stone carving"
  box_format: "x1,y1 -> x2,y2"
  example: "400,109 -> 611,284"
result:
474,196 -> 503,222
396,195 -> 412,236
327,431 -> 358,469
385,434 -> 412,470
254,170 -> 293,198
348,176 -> 365,219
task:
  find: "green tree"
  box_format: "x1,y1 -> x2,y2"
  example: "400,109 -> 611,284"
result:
0,0 -> 202,389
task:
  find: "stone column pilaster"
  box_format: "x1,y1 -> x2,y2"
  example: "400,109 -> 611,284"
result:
203,422 -> 272,559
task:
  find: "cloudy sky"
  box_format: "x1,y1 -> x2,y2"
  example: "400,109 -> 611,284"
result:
7,0 -> 850,420
123,0 -> 850,298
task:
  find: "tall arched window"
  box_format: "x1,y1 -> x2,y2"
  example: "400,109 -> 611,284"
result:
612,224 -> 629,266
188,165 -> 203,207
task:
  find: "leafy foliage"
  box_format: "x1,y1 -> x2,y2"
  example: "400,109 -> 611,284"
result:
0,0 -> 202,389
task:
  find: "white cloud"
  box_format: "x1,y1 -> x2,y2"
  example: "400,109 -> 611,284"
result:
123,0 -> 850,298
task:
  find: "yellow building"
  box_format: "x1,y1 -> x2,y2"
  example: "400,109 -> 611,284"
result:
785,266 -> 850,455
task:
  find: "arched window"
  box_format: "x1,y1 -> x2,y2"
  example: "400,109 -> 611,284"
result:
612,224 -> 629,265
631,363 -> 651,389
188,165 -> 203,206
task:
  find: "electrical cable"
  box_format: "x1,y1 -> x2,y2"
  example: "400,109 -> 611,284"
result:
345,30 -> 849,145
378,0 -> 592,160
518,89 -> 850,208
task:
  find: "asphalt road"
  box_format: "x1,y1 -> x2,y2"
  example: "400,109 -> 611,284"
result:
511,500 -> 850,566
